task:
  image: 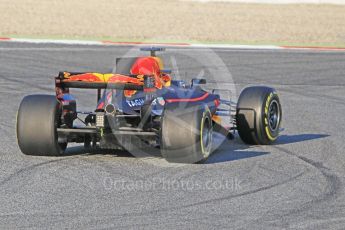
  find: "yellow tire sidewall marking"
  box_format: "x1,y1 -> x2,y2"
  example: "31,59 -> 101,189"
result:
200,112 -> 205,155
200,107 -> 211,157
264,92 -> 278,141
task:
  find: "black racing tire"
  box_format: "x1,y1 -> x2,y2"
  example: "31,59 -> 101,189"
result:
161,104 -> 213,163
236,86 -> 282,145
16,95 -> 67,156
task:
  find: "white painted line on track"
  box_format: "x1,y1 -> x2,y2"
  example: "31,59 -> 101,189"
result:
190,43 -> 280,49
1,38 -> 345,52
1,47 -> 343,55
0,48 -> 114,51
7,38 -> 104,46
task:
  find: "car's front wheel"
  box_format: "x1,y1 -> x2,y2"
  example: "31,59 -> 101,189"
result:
236,86 -> 282,145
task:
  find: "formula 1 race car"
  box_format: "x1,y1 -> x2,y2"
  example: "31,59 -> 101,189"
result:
16,47 -> 282,163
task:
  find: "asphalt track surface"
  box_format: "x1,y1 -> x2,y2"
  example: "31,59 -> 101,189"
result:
0,42 -> 345,229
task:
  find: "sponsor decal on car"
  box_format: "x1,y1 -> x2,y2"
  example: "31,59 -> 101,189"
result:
126,98 -> 145,107
152,97 -> 165,106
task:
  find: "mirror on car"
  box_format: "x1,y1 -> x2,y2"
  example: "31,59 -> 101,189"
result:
191,78 -> 207,87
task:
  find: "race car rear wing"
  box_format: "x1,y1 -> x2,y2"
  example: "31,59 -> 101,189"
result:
55,71 -> 156,101
58,80 -> 144,90
55,71 -> 150,90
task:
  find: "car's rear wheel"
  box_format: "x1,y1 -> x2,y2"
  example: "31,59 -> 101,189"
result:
161,104 -> 213,163
236,86 -> 282,145
17,95 -> 67,156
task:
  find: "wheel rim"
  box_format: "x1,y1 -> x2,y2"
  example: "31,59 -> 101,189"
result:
201,117 -> 212,157
268,99 -> 280,132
